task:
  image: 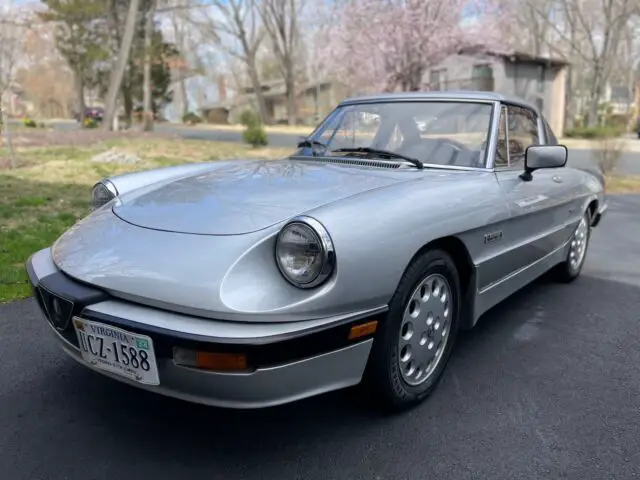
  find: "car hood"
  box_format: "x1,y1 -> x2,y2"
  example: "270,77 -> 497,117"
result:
112,158 -> 412,235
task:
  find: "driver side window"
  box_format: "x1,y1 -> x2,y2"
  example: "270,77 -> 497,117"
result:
495,104 -> 540,168
506,105 -> 539,166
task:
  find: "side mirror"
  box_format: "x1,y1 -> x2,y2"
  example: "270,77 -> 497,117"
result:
520,145 -> 568,181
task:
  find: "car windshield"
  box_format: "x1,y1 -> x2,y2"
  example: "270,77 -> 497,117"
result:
306,101 -> 494,168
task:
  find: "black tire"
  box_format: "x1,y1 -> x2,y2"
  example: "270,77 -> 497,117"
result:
364,249 -> 461,411
553,210 -> 591,283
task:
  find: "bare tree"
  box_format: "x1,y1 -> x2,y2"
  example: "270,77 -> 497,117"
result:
522,0 -> 640,126
160,0 -> 205,118
102,0 -> 142,130
18,21 -> 76,118
168,2 -> 191,117
192,0 -> 270,123
0,6 -> 25,168
258,0 -> 304,125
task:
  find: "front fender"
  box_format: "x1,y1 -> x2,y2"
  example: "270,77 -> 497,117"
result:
102,159 -> 259,198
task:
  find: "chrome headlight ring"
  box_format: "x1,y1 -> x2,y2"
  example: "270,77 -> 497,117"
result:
91,179 -> 118,210
275,216 -> 336,289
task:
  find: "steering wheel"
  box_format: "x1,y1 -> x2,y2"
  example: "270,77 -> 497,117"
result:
430,138 -> 469,165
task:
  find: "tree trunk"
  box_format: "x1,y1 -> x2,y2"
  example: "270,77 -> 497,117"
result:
102,0 -> 142,131
180,78 -> 189,117
76,72 -> 86,126
122,87 -> 133,128
0,90 -> 17,169
587,69 -> 604,127
247,60 -> 270,124
564,66 -> 575,131
142,0 -> 156,132
285,71 -> 296,125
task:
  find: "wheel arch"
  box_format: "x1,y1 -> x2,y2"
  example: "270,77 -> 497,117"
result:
405,235 -> 477,330
587,198 -> 599,225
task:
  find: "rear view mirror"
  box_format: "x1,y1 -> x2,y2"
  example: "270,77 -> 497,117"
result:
521,145 -> 568,181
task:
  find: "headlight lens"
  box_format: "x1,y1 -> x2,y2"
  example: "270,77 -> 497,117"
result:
91,181 -> 117,210
275,217 -> 335,288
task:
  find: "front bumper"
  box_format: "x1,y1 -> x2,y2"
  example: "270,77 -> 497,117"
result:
27,248 -> 383,408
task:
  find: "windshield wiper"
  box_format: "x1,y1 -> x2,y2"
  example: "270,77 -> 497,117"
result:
297,138 -> 328,156
330,147 -> 424,169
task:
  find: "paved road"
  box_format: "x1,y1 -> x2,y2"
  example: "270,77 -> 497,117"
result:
1,196 -> 639,480
9,119 -> 640,174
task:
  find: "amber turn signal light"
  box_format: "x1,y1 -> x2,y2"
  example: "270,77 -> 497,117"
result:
348,320 -> 378,340
197,351 -> 247,371
173,347 -> 248,372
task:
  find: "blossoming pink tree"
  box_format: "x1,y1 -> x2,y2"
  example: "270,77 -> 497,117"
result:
314,0 -> 506,94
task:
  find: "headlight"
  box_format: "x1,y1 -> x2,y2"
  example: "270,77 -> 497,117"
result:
275,216 -> 335,289
91,180 -> 118,210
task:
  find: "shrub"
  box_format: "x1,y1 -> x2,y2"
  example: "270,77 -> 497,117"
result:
83,118 -> 99,129
596,137 -> 624,175
22,118 -> 37,128
182,112 -> 202,125
243,123 -> 268,147
564,125 -> 624,139
238,109 -> 267,147
239,110 -> 261,128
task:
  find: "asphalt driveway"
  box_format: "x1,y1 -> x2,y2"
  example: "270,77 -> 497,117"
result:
0,196 -> 639,480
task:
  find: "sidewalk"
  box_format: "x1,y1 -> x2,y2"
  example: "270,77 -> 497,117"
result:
187,123 -> 314,136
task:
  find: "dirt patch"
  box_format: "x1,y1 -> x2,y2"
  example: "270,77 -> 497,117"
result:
0,130 -> 181,169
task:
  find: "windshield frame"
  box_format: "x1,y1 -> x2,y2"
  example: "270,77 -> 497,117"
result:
302,98 -> 501,171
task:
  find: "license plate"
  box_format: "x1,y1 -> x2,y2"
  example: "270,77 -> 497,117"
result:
72,317 -> 160,385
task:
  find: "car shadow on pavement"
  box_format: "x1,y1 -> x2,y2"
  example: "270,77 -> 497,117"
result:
18,272 -> 640,477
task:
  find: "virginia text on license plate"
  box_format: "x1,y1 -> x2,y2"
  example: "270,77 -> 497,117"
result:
72,317 -> 160,385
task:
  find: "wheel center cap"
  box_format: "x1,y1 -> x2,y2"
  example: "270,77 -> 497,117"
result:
426,324 -> 435,337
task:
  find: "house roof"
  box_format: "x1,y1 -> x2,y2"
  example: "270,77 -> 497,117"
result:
203,79 -> 335,110
242,79 -> 334,97
459,45 -> 569,67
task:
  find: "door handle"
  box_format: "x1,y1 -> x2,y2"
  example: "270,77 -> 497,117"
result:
552,175 -> 563,183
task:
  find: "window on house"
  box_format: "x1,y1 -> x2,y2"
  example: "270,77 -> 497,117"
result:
472,64 -> 493,78
429,69 -> 447,90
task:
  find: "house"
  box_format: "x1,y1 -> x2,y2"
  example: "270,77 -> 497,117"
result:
249,79 -> 346,125
424,46 -> 569,136
203,78 -> 348,125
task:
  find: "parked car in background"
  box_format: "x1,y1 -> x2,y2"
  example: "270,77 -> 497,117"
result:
74,107 -> 104,123
27,91 -> 606,412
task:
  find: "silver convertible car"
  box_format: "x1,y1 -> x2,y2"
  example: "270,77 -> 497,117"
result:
27,91 -> 607,411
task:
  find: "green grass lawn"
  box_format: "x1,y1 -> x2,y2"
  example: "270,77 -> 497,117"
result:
0,137 -> 293,302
